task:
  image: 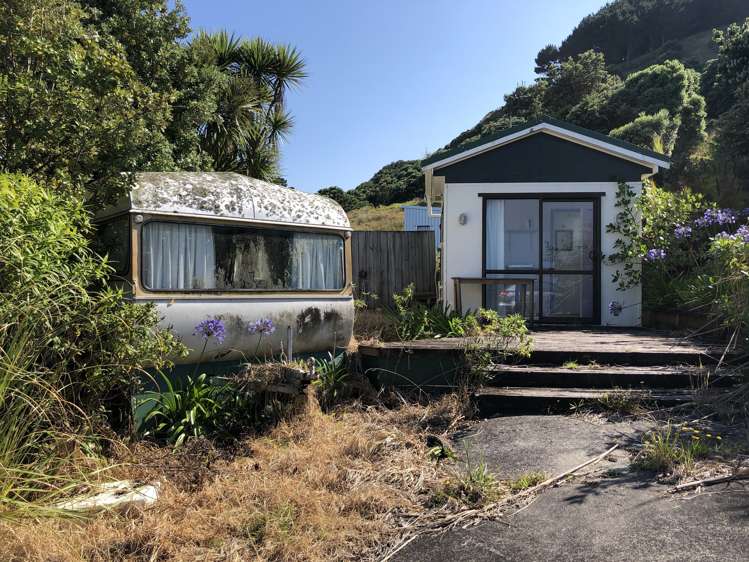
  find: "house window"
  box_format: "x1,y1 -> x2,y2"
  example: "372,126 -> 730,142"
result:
93,215 -> 130,276
141,221 -> 344,291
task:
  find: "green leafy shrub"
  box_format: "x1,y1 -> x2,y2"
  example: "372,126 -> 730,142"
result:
387,284 -> 531,344
0,174 -> 185,423
140,373 -> 259,447
312,352 -> 349,411
0,174 -> 185,514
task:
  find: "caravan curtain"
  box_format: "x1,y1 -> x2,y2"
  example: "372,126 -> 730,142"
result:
290,233 -> 344,290
142,223 -> 216,289
141,222 -> 344,291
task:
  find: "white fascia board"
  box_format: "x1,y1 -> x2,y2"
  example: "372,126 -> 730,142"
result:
421,123 -> 671,172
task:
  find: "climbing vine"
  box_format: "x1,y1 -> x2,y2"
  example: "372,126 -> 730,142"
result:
606,182 -> 645,291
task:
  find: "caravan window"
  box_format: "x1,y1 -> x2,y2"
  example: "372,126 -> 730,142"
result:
141,221 -> 345,292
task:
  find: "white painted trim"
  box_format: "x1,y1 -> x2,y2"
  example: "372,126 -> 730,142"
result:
130,209 -> 353,232
421,122 -> 670,172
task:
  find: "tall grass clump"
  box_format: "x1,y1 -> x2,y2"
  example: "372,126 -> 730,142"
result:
0,174 -> 184,517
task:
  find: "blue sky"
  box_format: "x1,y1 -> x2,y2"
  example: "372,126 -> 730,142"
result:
182,0 -> 608,192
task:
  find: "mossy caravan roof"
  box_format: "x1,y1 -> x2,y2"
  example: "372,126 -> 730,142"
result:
99,172 -> 351,230
421,116 -> 671,171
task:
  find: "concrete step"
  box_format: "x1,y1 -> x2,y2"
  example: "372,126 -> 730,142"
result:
486,364 -> 734,389
474,386 -> 700,416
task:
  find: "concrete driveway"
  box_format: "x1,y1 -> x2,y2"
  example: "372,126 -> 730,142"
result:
395,415 -> 749,562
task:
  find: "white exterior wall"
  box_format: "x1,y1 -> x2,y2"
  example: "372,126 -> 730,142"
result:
442,182 -> 642,327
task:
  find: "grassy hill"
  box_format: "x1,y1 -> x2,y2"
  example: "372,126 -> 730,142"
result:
609,28 -> 721,75
347,199 -> 423,231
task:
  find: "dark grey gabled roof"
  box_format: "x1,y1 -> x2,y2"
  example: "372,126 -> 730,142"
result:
421,116 -> 671,170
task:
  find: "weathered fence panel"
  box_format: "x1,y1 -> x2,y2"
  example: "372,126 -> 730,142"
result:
351,231 -> 436,309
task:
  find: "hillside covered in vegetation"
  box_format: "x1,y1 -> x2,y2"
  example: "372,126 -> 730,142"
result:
324,0 -> 749,218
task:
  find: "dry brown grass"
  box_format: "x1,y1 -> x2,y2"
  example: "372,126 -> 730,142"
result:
347,199 -> 423,231
353,309 -> 395,343
0,392 -> 468,562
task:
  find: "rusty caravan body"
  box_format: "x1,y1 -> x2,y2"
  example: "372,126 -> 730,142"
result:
96,172 -> 354,364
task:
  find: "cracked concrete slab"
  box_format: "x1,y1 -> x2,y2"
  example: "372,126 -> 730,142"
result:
398,415 -> 749,562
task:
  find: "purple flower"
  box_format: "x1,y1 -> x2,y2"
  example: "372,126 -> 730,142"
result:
609,301 -> 623,317
247,318 -> 276,336
194,318 -> 226,344
674,224 -> 692,239
644,248 -> 667,262
694,208 -> 737,228
714,225 -> 749,244
736,225 -> 749,243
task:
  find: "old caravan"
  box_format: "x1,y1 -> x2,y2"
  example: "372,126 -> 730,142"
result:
96,172 -> 354,366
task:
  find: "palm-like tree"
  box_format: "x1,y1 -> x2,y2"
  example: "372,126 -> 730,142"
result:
192,31 -> 305,181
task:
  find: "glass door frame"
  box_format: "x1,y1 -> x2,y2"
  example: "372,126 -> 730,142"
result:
480,192 -> 602,324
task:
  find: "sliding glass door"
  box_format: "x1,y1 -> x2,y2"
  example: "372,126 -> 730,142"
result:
541,201 -> 596,321
483,196 -> 600,323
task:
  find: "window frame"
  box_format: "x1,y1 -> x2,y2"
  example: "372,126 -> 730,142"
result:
480,193 -> 602,324
94,212 -> 131,278
139,217 -> 348,294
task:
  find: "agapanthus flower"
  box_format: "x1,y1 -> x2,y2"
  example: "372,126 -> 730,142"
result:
644,248 -> 667,261
714,224 -> 749,244
608,301 -> 623,317
674,224 -> 692,239
694,208 -> 737,228
194,318 -> 226,344
247,317 -> 276,336
736,225 -> 749,243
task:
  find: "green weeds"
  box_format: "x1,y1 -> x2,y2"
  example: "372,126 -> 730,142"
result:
633,423 -> 718,475
509,471 -> 547,492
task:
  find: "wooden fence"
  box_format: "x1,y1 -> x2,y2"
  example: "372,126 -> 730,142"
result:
351,231 -> 437,309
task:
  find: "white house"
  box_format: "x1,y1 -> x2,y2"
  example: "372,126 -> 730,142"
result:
421,117 -> 670,327
402,205 -> 441,250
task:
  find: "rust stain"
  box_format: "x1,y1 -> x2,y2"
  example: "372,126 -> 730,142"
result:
296,307 -> 322,335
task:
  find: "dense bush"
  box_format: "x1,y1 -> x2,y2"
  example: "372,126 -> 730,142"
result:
385,285 -> 533,361
607,180 -> 749,338
0,173 -> 185,514
0,173 -> 184,424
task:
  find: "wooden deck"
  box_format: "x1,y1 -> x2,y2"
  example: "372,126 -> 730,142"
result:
357,329 -> 727,365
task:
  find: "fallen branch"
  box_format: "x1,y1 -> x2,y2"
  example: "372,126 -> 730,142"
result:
379,442 -> 621,560
504,443 -> 620,503
670,468 -> 749,493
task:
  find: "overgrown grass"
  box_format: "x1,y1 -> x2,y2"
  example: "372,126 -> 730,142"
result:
633,423 -> 715,476
433,460 -> 502,508
569,389 -> 647,419
0,394 -> 467,561
0,322 -> 101,519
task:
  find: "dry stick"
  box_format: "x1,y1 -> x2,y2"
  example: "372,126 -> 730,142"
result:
380,443 -> 622,560
670,468 -> 749,493
379,535 -> 418,562
497,443 -> 620,505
